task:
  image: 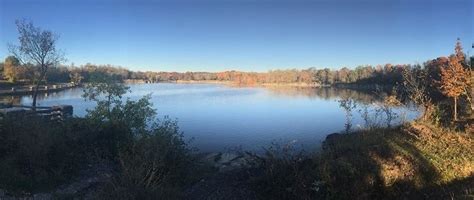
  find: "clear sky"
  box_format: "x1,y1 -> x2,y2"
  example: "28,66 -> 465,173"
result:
0,0 -> 472,72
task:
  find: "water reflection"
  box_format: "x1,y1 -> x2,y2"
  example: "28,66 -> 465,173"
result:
264,86 -> 383,104
10,85 -> 388,106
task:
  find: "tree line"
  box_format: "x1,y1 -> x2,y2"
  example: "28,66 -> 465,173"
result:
1,55 -> 469,87
0,60 -> 417,86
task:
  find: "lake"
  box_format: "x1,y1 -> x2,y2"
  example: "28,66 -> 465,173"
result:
3,83 -> 417,152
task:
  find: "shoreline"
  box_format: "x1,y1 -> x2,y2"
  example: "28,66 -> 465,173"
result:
154,80 -> 392,90
175,80 -> 328,88
0,83 -> 78,96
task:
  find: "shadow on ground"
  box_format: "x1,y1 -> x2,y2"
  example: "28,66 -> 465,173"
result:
320,124 -> 473,199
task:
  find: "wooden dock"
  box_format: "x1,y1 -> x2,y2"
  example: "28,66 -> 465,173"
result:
0,105 -> 73,122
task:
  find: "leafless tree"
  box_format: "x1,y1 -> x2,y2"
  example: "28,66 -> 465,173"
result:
402,66 -> 433,121
8,19 -> 65,109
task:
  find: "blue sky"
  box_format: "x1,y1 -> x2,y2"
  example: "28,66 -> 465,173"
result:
0,0 -> 472,72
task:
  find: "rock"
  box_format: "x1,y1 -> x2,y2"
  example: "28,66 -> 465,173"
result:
203,152 -> 221,163
201,152 -> 262,172
325,133 -> 342,141
217,153 -> 241,164
33,193 -> 52,200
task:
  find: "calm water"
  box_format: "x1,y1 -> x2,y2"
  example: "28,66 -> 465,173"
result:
3,83 -> 417,152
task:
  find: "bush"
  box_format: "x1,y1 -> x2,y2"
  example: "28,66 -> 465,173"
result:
251,143 -> 325,200
96,118 -> 196,199
82,80 -> 197,199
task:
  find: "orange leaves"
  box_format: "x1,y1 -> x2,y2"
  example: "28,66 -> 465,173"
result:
438,39 -> 471,121
439,55 -> 469,98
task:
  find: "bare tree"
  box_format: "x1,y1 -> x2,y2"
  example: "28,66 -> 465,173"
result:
338,98 -> 356,133
8,19 -> 65,109
402,66 -> 433,121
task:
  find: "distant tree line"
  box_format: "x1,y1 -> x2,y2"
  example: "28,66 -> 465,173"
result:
0,59 -> 468,87
0,61 -> 412,86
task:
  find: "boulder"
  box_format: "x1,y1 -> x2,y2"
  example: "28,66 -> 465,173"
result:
201,152 -> 261,172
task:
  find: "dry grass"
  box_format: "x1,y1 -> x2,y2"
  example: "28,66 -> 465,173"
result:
319,121 -> 474,199
404,121 -> 473,183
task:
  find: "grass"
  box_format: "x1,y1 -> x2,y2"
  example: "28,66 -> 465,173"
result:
252,121 -> 474,199
324,123 -> 472,198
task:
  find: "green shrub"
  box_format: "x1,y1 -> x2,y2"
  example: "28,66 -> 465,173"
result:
82,79 -> 197,199
96,118 -> 196,199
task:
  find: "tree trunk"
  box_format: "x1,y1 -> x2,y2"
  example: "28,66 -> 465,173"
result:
471,70 -> 474,112
454,97 -> 457,121
31,72 -> 46,110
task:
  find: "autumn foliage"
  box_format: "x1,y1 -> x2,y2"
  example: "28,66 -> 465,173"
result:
438,41 -> 471,121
